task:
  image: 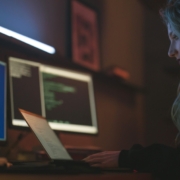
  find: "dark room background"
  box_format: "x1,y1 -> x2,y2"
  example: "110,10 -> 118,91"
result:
0,0 -> 179,160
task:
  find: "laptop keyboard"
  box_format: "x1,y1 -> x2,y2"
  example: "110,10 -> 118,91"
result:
0,160 -> 102,174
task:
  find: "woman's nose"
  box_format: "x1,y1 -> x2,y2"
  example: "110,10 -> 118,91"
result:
168,44 -> 178,58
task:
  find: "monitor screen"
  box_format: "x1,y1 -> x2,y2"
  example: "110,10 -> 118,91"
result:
0,61 -> 7,143
9,57 -> 45,127
9,57 -> 98,134
41,65 -> 98,134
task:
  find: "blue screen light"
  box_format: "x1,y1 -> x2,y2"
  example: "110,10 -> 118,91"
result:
0,62 -> 6,141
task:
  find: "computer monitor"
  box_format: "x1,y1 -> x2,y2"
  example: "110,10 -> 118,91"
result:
0,61 -> 7,144
9,57 -> 45,127
41,65 -> 98,134
9,57 -> 98,134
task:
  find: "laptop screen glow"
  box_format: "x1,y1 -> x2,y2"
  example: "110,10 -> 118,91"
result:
20,109 -> 72,160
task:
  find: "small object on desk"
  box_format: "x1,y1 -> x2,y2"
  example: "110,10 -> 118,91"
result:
105,66 -> 130,81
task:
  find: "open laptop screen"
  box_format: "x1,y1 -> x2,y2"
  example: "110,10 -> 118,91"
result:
19,109 -> 72,160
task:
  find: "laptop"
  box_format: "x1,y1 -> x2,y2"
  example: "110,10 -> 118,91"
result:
4,109 -> 131,174
4,109 -> 101,174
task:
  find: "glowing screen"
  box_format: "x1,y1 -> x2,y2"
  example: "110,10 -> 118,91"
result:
0,61 -> 7,141
9,57 -> 45,127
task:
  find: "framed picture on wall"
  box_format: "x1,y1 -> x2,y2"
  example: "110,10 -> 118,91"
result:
71,0 -> 100,71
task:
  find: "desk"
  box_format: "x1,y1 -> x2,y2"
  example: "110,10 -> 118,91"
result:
0,172 -> 153,180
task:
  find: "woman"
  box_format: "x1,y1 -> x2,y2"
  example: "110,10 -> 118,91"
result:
84,0 -> 180,179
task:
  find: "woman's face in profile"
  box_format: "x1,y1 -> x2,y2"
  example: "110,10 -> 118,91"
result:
167,23 -> 180,65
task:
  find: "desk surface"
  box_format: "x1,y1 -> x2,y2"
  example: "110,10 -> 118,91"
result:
0,172 -> 154,180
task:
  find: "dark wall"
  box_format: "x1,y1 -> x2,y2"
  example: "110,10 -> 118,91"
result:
0,0 -> 68,56
0,0 -> 102,58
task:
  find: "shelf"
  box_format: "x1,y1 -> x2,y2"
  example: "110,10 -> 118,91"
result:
0,33 -> 144,93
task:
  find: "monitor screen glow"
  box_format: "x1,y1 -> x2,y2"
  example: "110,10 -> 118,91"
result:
0,61 -> 7,142
9,57 -> 44,127
41,65 -> 98,134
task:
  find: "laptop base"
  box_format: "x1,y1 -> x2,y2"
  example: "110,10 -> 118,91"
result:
0,160 -> 101,174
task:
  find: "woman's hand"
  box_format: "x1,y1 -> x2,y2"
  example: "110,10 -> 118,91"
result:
0,158 -> 12,168
83,151 -> 120,168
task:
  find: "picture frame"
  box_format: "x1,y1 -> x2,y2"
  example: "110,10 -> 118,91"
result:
71,0 -> 100,71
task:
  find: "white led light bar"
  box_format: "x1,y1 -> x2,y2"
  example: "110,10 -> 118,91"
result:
0,26 -> 56,54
